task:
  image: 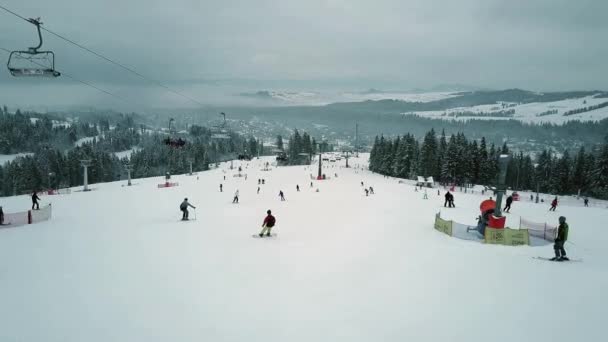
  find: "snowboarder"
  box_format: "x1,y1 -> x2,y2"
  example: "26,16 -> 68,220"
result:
31,191 -> 40,210
584,198 -> 589,207
550,197 -> 558,211
551,216 -> 569,261
233,190 -> 240,203
364,188 -> 369,196
279,191 -> 285,201
259,210 -> 276,237
296,185 -> 300,192
180,198 -> 196,220
504,195 -> 513,213
369,187 -> 374,194
219,184 -> 223,192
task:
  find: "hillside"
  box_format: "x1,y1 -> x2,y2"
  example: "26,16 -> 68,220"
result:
0,155 -> 606,341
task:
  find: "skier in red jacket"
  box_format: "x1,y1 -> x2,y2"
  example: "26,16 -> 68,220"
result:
259,210 -> 276,237
550,197 -> 558,211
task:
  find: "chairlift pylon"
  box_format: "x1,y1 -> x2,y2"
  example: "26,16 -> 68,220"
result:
7,17 -> 60,78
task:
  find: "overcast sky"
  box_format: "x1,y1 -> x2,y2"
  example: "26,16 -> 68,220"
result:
1,0 -> 607,109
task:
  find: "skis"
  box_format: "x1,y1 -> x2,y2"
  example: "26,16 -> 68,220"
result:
533,257 -> 582,262
252,233 -> 277,238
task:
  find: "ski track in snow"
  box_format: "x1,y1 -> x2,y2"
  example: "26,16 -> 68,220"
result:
0,155 -> 606,342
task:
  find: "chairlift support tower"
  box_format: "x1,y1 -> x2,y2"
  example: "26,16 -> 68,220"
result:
80,160 -> 92,191
125,163 -> 133,186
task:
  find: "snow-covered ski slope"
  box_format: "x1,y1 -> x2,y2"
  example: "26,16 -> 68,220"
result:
0,155 -> 606,342
404,95 -> 608,124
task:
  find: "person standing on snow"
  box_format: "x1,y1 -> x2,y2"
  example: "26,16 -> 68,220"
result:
219,184 -> 223,192
423,190 -> 428,199
369,187 -> 374,194
364,188 -> 369,196
584,198 -> 589,207
257,186 -> 260,194
180,198 -> 196,220
0,206 -> 4,225
279,190 -> 285,201
448,192 -> 455,207
233,190 -> 240,203
551,216 -> 569,261
444,191 -> 451,207
504,195 -> 513,213
550,197 -> 558,211
259,210 -> 276,237
31,191 -> 41,210
296,185 -> 300,192
310,181 -> 313,188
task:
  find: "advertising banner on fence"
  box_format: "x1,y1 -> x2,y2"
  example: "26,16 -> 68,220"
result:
485,227 -> 530,246
434,214 -> 453,236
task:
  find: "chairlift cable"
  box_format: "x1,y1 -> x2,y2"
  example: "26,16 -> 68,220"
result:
0,4 -> 206,107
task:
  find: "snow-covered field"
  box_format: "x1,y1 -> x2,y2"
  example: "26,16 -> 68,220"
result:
0,155 -> 606,342
404,95 -> 608,124
0,152 -> 33,165
114,147 -> 141,160
238,90 -> 457,106
74,136 -> 98,147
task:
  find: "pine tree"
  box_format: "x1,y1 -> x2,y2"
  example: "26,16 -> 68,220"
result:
419,129 -> 438,178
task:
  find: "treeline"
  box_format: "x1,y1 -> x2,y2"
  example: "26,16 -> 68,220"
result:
277,130 -> 332,165
369,130 -> 608,199
0,108 -> 99,153
537,109 -> 558,117
445,109 -> 515,118
0,122 -> 260,196
563,101 -> 608,116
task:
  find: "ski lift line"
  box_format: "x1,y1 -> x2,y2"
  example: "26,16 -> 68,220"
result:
0,4 -> 205,107
1,46 -> 128,103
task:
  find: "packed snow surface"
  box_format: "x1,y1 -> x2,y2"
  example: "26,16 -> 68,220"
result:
0,155 -> 606,342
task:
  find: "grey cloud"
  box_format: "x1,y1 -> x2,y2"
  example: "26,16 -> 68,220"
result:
0,0 -> 606,108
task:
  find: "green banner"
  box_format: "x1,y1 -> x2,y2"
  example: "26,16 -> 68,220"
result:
485,227 -> 529,246
434,215 -> 452,236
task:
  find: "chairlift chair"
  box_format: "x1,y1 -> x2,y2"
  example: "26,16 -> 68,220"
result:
7,18 -> 60,78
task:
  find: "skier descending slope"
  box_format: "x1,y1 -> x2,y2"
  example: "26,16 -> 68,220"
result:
279,191 -> 285,201
504,195 -> 513,213
551,216 -> 570,261
550,197 -> 558,211
233,190 -> 240,203
180,198 -> 196,221
258,210 -> 276,237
